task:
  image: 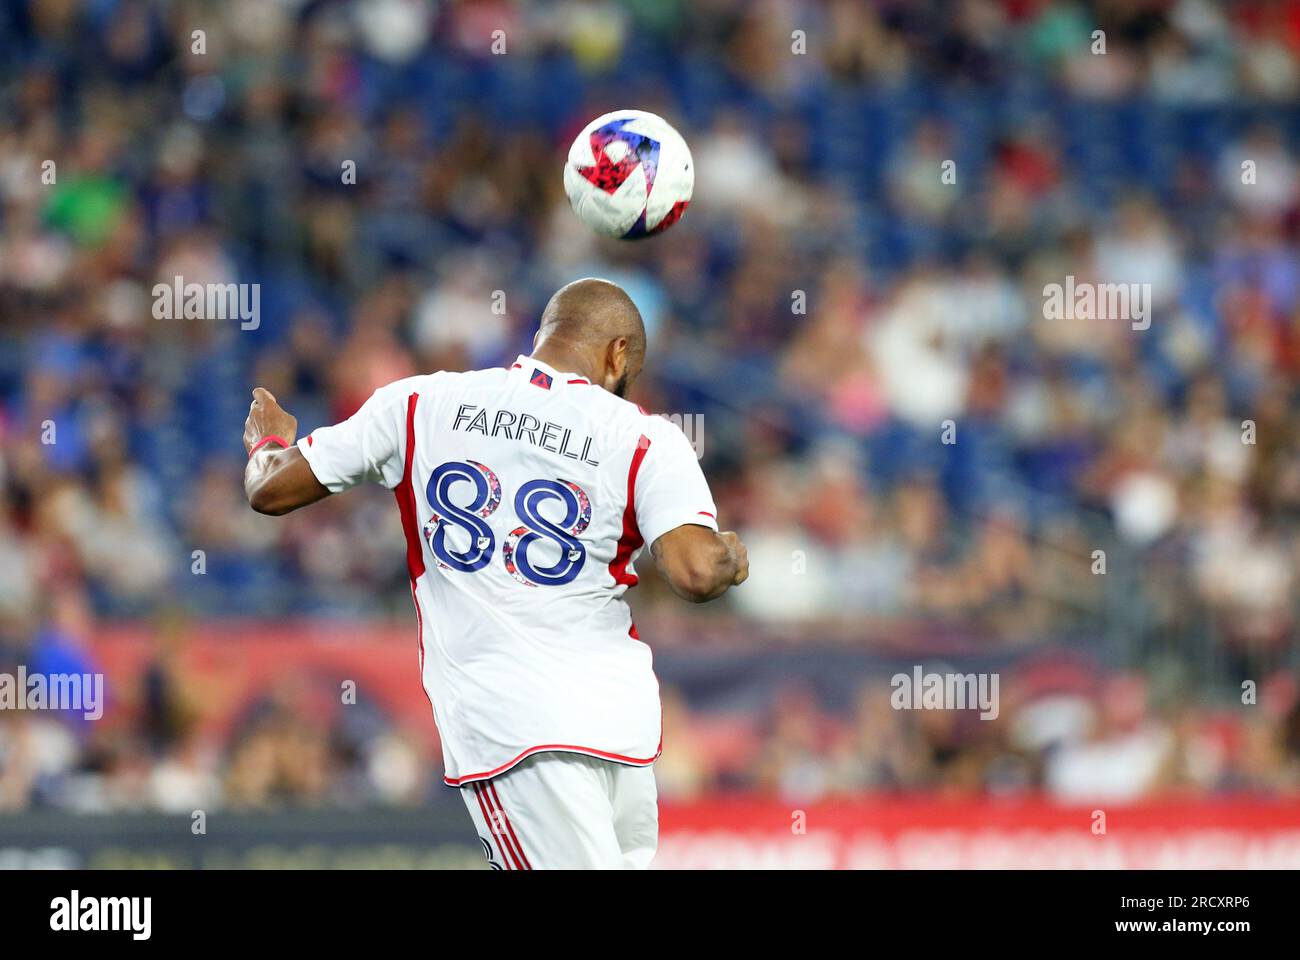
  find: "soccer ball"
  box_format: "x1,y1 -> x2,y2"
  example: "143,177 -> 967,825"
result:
563,109 -> 693,239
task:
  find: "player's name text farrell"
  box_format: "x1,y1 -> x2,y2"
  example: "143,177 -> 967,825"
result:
453,403 -> 601,466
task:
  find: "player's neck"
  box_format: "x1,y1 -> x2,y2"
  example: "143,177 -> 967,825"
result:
529,342 -> 600,386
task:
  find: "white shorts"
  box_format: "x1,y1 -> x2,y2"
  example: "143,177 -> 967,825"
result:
459,752 -> 658,870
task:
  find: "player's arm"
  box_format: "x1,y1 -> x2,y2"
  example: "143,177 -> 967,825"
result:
650,525 -> 748,603
243,388 -> 331,516
633,420 -> 747,603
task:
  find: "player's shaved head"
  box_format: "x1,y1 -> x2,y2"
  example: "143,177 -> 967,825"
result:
533,278 -> 647,397
537,278 -> 646,361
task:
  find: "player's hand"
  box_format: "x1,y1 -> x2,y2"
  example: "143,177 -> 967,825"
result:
244,387 -> 298,454
720,531 -> 748,586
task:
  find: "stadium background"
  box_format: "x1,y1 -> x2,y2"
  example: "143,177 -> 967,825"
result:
2,0 -> 1300,868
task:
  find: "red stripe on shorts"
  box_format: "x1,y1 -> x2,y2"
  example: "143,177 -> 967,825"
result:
487,781 -> 531,870
472,782 -> 515,870
477,781 -> 525,870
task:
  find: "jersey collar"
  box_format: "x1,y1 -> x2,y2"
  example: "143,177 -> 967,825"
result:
510,355 -> 592,387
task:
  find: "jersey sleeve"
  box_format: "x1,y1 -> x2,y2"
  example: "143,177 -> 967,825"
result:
297,380 -> 414,493
633,417 -> 719,549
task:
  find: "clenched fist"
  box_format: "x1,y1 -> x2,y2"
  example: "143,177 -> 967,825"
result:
243,388 -> 298,455
719,530 -> 749,586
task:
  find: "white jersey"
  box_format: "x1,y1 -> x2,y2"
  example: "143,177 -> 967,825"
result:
298,355 -> 718,784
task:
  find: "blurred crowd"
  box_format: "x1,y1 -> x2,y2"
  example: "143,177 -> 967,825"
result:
661,669 -> 1300,803
4,660 -> 1299,812
2,0 -> 1300,810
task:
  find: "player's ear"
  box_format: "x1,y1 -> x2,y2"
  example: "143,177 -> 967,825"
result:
607,337 -> 628,381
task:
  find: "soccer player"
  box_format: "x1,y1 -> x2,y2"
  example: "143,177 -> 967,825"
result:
242,278 -> 748,869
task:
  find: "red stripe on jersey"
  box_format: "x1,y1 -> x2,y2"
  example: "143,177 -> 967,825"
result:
486,782 -> 531,870
395,393 -> 434,711
408,580 -> 434,710
608,434 -> 650,587
698,511 -> 715,519
393,392 -> 425,581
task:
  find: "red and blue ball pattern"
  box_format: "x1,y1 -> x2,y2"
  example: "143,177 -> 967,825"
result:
575,117 -> 689,238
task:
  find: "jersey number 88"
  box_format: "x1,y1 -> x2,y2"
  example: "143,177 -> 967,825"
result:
423,459 -> 592,587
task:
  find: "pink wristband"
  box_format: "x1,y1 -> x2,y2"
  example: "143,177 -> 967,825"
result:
248,435 -> 291,458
